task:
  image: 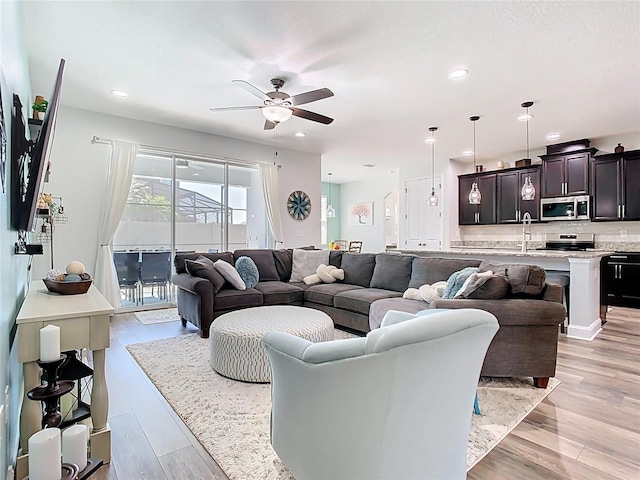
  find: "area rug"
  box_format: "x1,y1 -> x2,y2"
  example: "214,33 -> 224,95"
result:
127,332 -> 559,479
134,307 -> 180,325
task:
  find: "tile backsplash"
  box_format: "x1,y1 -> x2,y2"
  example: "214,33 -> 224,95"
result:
456,221 -> 640,252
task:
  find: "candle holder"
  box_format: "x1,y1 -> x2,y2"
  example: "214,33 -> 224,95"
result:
27,354 -> 75,428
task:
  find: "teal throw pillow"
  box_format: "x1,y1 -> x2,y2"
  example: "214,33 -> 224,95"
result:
442,267 -> 479,299
235,256 -> 259,289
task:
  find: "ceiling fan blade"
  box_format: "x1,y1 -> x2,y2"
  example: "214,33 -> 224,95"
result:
289,88 -> 334,106
209,105 -> 262,112
290,107 -> 334,125
264,119 -> 277,130
232,80 -> 271,101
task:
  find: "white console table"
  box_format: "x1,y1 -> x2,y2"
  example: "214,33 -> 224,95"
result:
16,281 -> 114,472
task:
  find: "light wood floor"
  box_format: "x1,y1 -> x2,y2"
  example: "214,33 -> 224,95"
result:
92,307 -> 640,480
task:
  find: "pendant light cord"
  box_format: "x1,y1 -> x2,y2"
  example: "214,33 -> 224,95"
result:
273,127 -> 277,165
473,121 -> 476,170
526,106 -> 530,159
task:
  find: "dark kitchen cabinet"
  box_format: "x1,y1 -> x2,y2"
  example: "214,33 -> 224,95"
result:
540,150 -> 596,197
497,166 -> 541,223
601,253 -> 640,309
458,173 -> 496,225
592,149 -> 640,221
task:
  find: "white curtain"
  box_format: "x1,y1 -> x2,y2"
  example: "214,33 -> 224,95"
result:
260,163 -> 285,248
94,140 -> 138,308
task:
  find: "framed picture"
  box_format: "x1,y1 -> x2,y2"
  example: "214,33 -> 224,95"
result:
348,202 -> 373,225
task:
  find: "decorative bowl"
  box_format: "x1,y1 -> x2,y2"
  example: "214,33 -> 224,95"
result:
43,278 -> 92,295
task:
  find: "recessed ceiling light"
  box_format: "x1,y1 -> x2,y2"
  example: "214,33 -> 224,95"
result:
462,149 -> 474,156
364,164 -> 376,168
294,132 -> 306,137
111,89 -> 128,98
449,68 -> 469,79
518,113 -> 533,121
546,132 -> 561,141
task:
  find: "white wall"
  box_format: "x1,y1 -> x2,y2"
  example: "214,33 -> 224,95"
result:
0,1 -> 32,474
32,107 -> 321,279
340,170 -> 400,253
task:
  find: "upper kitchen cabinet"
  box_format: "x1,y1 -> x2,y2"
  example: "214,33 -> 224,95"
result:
539,139 -> 597,197
496,166 -> 541,223
458,173 -> 496,225
592,149 -> 640,221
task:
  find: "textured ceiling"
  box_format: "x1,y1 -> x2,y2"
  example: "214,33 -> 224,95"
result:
23,1 -> 640,183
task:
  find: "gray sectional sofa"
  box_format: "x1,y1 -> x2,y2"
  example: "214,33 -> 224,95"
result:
172,248 -> 566,387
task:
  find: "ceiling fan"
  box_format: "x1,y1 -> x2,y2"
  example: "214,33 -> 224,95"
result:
209,78 -> 334,130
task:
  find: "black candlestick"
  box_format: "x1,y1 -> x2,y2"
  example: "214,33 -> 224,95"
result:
26,354 -> 75,428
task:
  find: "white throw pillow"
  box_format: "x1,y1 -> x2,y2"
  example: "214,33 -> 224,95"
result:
214,260 -> 246,290
290,249 -> 330,282
402,288 -> 422,300
418,284 -> 440,303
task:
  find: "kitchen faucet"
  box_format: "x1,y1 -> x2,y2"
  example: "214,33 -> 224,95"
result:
521,212 -> 532,253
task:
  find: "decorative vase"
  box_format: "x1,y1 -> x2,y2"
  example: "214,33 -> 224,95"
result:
614,143 -> 624,153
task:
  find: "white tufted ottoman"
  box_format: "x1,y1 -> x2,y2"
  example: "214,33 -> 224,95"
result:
209,305 -> 334,382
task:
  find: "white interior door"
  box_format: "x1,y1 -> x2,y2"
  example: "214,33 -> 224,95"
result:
404,177 -> 443,250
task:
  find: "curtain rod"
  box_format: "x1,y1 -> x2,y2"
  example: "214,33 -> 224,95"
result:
90,135 -> 268,168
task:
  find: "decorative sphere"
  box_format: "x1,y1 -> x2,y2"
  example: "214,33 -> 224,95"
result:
46,269 -> 62,280
64,274 -> 82,282
66,261 -> 86,275
55,274 -> 66,281
80,272 -> 92,280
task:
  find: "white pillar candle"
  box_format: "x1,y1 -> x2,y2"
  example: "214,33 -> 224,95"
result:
60,392 -> 77,423
40,325 -> 61,362
62,424 -> 88,471
28,428 -> 61,480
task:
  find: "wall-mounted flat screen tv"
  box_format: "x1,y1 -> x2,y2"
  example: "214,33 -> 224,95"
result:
11,58 -> 65,231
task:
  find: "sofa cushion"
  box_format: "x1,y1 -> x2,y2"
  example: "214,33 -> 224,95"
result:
184,257 -> 226,294
214,260 -> 246,290
409,257 -> 481,288
370,253 -> 413,292
334,288 -> 403,315
290,249 -> 330,282
254,281 -> 305,305
479,261 -> 547,296
214,287 -> 263,310
304,283 -> 364,307
235,256 -> 259,288
453,271 -> 494,298
463,274 -> 510,300
233,249 -> 279,281
341,253 -> 376,287
175,252 -> 234,274
329,250 -> 344,268
272,249 -> 293,282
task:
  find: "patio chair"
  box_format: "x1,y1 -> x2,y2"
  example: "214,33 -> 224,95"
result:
140,251 -> 172,304
113,252 -> 141,305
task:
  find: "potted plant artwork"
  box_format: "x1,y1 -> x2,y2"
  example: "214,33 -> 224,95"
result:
32,95 -> 48,120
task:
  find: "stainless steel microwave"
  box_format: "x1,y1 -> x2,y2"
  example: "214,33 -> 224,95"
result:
540,195 -> 591,221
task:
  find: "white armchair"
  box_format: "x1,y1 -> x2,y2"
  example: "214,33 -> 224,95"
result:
262,308 -> 499,480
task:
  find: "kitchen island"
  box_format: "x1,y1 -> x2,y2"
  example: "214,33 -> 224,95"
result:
394,247 -> 613,341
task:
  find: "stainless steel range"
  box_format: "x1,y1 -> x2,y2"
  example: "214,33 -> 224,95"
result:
541,233 -> 595,251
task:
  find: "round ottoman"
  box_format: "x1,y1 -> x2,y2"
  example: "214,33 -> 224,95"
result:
209,305 -> 334,382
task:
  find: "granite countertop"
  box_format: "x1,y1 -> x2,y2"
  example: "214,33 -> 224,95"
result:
394,247 -> 614,259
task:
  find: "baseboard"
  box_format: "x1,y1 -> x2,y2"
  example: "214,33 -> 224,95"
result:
567,317 -> 602,341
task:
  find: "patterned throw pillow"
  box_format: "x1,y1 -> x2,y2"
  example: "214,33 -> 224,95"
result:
235,256 -> 259,289
185,256 -> 226,294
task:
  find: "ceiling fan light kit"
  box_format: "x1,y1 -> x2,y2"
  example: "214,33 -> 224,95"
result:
468,116 -> 482,205
210,78 -> 334,130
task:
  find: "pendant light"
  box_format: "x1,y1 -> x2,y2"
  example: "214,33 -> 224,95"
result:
468,116 -> 481,205
326,172 -> 336,218
520,101 -> 536,201
427,127 -> 439,206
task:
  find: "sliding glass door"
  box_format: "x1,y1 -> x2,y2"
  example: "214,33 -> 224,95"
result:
113,153 -> 264,310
